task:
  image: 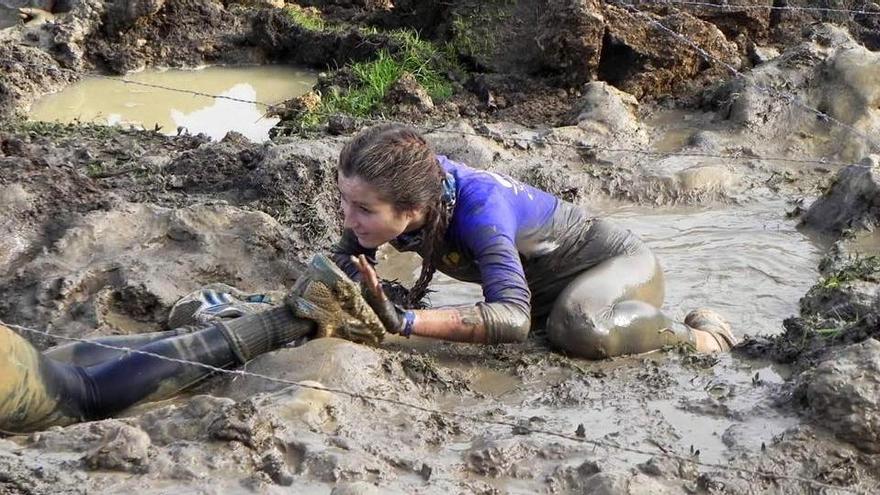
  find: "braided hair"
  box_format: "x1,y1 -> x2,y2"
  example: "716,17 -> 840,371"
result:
338,124 -> 450,307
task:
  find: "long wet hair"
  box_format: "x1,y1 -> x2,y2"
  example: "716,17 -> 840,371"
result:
338,124 -> 449,307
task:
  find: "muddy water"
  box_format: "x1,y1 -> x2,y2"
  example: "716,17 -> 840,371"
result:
377,200 -> 819,468
379,200 -> 822,335
29,65 -> 316,142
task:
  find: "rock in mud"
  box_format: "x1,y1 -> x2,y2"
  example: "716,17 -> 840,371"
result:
426,120 -> 507,167
331,481 -> 380,495
465,436 -> 571,478
137,395 -> 236,445
272,380 -> 333,427
569,81 -> 641,137
799,339 -> 880,453
637,455 -> 698,481
82,421 -> 152,473
208,399 -> 277,451
385,72 -> 433,114
800,162 -> 880,236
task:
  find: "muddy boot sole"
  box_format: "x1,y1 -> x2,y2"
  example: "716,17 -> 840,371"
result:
685,308 -> 738,351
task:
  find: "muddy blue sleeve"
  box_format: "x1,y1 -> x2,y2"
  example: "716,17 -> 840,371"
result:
330,228 -> 377,282
453,190 -> 532,342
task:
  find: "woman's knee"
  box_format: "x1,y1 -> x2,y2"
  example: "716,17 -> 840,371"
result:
545,304 -> 613,359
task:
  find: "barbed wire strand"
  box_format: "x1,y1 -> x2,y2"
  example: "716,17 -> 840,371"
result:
617,1 -> 880,152
6,60 -> 855,168
90,73 -> 282,108
646,0 -> 880,15
2,321 -> 866,494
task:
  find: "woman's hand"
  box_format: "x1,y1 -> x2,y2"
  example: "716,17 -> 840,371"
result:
353,255 -> 414,335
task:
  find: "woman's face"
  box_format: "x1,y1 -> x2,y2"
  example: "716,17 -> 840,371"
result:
337,172 -> 423,248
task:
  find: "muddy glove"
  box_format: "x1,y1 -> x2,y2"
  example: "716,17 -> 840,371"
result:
353,255 -> 416,337
287,254 -> 386,346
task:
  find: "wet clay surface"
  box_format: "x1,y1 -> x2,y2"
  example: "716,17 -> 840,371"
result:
3,1 -> 880,494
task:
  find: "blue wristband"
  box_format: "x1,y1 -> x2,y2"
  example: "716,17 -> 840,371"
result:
401,310 -> 416,337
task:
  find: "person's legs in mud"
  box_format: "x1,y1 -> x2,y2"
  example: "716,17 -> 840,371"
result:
45,329 -> 197,367
545,246 -> 736,359
0,306 -> 310,433
0,255 -> 388,433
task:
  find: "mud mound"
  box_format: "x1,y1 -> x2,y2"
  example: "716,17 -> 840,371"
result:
601,5 -> 741,100
801,159 -> 880,235
0,120 -> 207,274
797,339 -> 880,453
0,43 -> 77,118
86,0 -> 256,73
126,137 -> 345,256
705,24 -> 880,162
0,202 -> 300,342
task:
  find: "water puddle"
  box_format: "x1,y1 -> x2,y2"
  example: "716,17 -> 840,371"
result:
29,65 -> 316,142
606,200 -> 823,335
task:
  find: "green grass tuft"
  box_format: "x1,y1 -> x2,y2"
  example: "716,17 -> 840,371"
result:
283,29 -> 457,132
819,255 -> 880,289
284,5 -> 325,31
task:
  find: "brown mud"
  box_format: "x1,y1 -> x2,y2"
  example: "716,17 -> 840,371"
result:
2,0 -> 880,494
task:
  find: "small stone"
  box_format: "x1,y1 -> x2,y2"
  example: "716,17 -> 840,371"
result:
327,114 -> 357,135
385,73 -> 434,113
331,481 -> 380,495
83,422 -> 151,473
749,45 -> 780,65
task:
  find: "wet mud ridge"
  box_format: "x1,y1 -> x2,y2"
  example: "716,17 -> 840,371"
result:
3,0 -> 880,493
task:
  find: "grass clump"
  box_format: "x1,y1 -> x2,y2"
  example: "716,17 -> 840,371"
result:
284,4 -> 325,31
819,255 -> 880,290
448,0 -> 514,62
296,29 -> 457,129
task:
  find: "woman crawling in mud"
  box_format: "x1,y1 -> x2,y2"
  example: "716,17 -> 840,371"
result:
328,123 -> 737,359
0,123 -> 735,434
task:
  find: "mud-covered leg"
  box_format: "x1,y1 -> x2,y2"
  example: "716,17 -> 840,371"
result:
45,329 -> 193,367
546,248 -> 696,359
1,306 -> 314,433
0,324 -> 80,432
0,322 -> 240,432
